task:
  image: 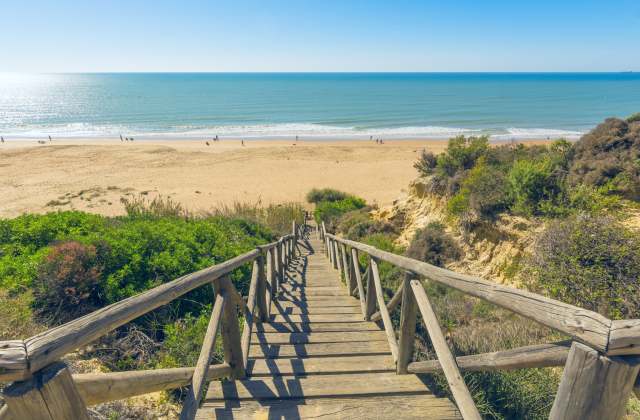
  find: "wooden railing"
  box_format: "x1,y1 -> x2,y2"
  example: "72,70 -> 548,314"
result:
319,222 -> 640,420
0,221 -> 306,420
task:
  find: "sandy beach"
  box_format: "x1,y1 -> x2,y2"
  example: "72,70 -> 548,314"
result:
0,138 -> 438,217
0,138 -> 551,218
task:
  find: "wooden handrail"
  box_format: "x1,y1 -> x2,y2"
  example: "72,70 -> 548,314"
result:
371,282 -> 404,322
326,233 -> 614,354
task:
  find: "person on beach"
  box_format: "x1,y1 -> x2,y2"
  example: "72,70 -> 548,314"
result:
120,135 -> 123,142
48,135 -> 52,142
241,140 -> 245,146
1,136 -> 4,143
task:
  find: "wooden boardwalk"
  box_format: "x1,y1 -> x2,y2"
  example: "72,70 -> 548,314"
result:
197,236 -> 461,419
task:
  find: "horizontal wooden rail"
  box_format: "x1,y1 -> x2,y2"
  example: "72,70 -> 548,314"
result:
407,341 -> 571,374
326,233 -> 616,354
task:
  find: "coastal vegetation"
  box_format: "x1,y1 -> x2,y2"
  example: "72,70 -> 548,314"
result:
0,197 -> 304,416
311,114 -> 640,419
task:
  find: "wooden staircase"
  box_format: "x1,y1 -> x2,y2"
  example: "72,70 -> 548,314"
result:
196,236 -> 461,419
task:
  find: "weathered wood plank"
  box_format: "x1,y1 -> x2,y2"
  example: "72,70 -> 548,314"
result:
247,355 -> 395,376
608,319 -> 640,355
549,342 -> 640,420
0,341 -> 28,382
269,313 -> 364,323
240,261 -> 260,368
272,306 -> 362,315
205,372 -> 431,401
197,395 -> 461,420
411,280 -> 481,420
180,293 -> 225,420
251,330 -> 387,344
253,321 -> 381,333
248,341 -> 391,359
72,364 -> 231,406
407,341 -> 571,374
328,234 -> 612,353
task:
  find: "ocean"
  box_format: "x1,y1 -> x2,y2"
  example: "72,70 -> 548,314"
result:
0,72 -> 639,140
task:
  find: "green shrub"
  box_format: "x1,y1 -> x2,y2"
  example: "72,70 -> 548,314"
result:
306,188 -> 351,204
121,195 -> 186,219
507,159 -> 562,216
414,150 -> 438,176
627,112 -> 640,123
525,214 -> 640,319
447,158 -> 509,224
32,241 -> 105,324
568,117 -> 640,200
436,135 -> 489,177
314,196 -> 366,229
337,209 -> 396,241
405,223 -> 460,267
209,201 -> 305,236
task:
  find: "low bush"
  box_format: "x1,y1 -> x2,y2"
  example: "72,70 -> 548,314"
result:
507,159 -> 563,216
209,201 -> 305,236
405,223 -> 461,267
32,241 -> 105,324
306,188 -> 351,204
337,209 -> 397,241
525,213 -> 640,319
414,150 -> 438,176
447,158 -> 509,224
314,196 -> 366,230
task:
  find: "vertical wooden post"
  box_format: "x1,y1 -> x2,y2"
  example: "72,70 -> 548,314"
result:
255,255 -> 269,322
397,272 -> 418,374
326,237 -> 331,260
270,246 -> 277,298
292,221 -> 297,258
265,249 -> 274,314
333,240 -> 341,271
350,248 -> 368,318
364,264 -> 376,320
549,341 -> 640,420
215,276 -> 245,379
278,241 -> 285,286
341,243 -> 354,294
3,361 -> 89,420
370,258 -> 399,361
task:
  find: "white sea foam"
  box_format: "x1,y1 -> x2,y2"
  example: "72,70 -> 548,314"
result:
0,122 -> 584,141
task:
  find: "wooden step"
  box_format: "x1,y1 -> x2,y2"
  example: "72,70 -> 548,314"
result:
197,395 -> 461,420
254,322 -> 381,333
251,330 -> 387,344
273,300 -> 360,309
204,372 -> 431,401
248,341 -> 390,358
269,313 -> 364,323
247,354 -> 395,376
271,306 -> 361,315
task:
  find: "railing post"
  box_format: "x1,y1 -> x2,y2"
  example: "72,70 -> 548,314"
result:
265,249 -> 274,314
3,361 -> 89,420
255,254 -> 269,322
278,241 -> 285,285
292,221 -> 297,258
269,246 -> 277,299
549,342 -> 640,420
364,264 -> 376,321
350,248 -> 368,318
397,272 -> 418,374
215,276 -> 245,379
341,243 -> 354,295
332,240 -> 340,271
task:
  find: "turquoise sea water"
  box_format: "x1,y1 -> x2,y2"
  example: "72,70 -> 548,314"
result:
0,73 -> 639,140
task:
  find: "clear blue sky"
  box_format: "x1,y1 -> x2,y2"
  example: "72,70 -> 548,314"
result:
2,0 -> 639,72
